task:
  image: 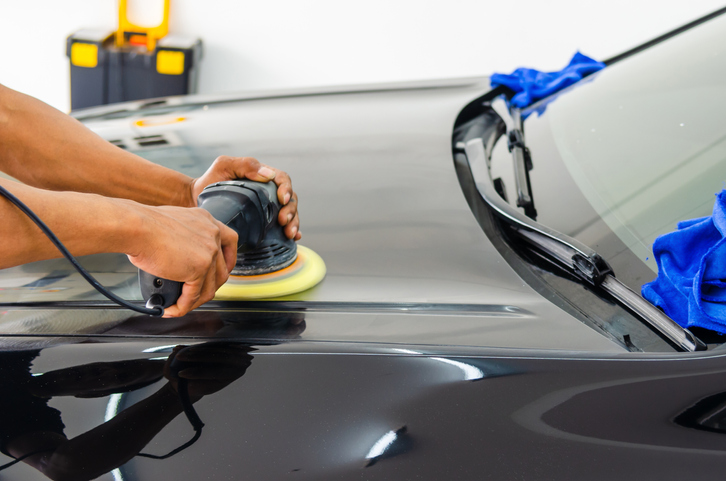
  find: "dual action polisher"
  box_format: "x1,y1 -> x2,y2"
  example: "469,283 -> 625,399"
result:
139,180 -> 325,310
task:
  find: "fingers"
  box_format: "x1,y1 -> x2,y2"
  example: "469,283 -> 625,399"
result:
168,255 -> 219,317
191,155 -> 301,242
218,221 -> 238,275
218,157 -> 295,215
281,210 -> 300,240
278,191 -> 300,239
158,213 -> 238,317
216,246 -> 231,289
199,257 -> 220,306
271,169 -> 293,205
196,155 -> 297,211
162,223 -> 235,318
215,155 -> 276,183
190,155 -> 276,201
164,271 -> 220,318
268,168 -> 300,238
164,278 -> 203,318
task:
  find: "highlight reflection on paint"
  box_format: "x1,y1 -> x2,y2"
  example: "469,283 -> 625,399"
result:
366,430 -> 398,459
142,345 -> 177,353
105,393 -> 123,422
111,468 -> 124,481
431,357 -> 485,381
392,349 -> 485,381
393,348 -> 421,355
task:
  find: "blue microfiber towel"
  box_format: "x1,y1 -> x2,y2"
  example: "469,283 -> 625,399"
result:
642,190 -> 726,334
490,52 -> 605,108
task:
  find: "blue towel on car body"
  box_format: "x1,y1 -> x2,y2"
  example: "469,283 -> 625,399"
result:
490,52 -> 605,108
642,190 -> 726,334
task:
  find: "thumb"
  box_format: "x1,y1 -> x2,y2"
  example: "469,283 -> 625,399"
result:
243,165 -> 276,182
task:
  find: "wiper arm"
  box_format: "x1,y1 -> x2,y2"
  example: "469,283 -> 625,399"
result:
491,99 -> 537,219
462,136 -> 706,352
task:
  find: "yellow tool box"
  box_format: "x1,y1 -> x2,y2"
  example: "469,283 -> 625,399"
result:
66,0 -> 202,111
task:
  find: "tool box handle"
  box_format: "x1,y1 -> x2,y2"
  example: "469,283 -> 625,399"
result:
115,0 -> 170,51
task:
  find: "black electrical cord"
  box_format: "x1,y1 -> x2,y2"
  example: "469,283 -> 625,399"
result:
137,378 -> 204,459
0,448 -> 54,471
0,184 -> 163,317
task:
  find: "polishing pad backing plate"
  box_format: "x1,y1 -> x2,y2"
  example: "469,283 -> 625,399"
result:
214,245 -> 325,300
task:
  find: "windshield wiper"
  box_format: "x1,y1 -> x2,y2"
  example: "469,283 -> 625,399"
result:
459,120 -> 706,352
491,98 -> 537,220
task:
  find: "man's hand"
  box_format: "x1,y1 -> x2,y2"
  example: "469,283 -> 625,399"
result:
188,156 -> 301,241
126,203 -> 239,317
0,179 -> 236,318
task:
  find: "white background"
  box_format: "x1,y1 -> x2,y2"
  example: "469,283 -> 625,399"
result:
1,0 -> 724,112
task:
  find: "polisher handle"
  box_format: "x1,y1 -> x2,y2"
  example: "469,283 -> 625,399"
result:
138,269 -> 183,309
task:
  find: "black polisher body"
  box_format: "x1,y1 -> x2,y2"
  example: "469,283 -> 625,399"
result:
139,180 -> 297,309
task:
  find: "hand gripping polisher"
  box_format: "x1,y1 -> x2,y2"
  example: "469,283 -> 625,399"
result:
139,180 -> 325,311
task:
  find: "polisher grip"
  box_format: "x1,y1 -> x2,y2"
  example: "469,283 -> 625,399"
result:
138,269 -> 183,309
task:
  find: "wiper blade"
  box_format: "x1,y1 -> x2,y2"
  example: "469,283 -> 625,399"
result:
491,98 -> 537,219
511,225 -> 612,287
462,136 -> 705,352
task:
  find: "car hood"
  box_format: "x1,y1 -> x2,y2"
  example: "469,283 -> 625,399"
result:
0,79 -> 620,352
0,335 -> 717,481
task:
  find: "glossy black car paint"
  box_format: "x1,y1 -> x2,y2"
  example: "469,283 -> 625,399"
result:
2,312 -> 726,481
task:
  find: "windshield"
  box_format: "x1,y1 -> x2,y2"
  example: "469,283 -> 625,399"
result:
508,12 -> 726,291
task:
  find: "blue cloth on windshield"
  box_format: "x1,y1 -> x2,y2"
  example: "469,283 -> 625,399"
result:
642,190 -> 726,334
490,52 -> 605,108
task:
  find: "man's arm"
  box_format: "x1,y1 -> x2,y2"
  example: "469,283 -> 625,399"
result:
0,84 -> 300,239
0,84 -> 192,207
0,177 -> 236,317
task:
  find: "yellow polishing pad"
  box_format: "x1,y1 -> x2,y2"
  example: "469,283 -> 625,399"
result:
214,245 -> 326,300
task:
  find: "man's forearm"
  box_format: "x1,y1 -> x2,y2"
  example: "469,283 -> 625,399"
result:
0,84 -> 195,207
0,177 -> 238,319
0,178 -> 143,268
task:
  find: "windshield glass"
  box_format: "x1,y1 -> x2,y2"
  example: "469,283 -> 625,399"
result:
515,13 -> 726,289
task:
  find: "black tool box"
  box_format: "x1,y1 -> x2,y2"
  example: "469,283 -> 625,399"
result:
66,0 -> 202,111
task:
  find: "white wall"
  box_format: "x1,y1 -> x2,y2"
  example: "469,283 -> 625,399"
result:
1,0 -> 723,113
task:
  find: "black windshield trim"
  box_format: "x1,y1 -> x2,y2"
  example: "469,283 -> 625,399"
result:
604,5 -> 726,65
